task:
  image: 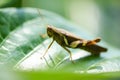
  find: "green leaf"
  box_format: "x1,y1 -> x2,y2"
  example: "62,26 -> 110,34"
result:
0,8 -> 120,74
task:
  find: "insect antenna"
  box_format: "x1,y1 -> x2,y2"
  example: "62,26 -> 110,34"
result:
37,8 -> 55,59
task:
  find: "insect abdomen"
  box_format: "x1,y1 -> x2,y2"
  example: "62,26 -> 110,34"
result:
79,44 -> 107,55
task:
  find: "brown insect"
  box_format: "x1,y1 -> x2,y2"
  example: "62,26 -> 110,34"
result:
41,25 -> 107,62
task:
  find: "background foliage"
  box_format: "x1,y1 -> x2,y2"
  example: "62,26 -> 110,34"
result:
0,0 -> 120,80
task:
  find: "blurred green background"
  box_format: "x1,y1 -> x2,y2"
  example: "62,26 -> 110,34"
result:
0,0 -> 120,80
0,0 -> 120,48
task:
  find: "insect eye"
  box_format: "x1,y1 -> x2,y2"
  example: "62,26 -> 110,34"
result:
47,30 -> 53,37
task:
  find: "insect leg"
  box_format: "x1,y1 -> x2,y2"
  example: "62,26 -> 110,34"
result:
62,46 -> 74,63
87,38 -> 101,46
70,40 -> 82,48
40,33 -> 47,38
41,39 -> 54,58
